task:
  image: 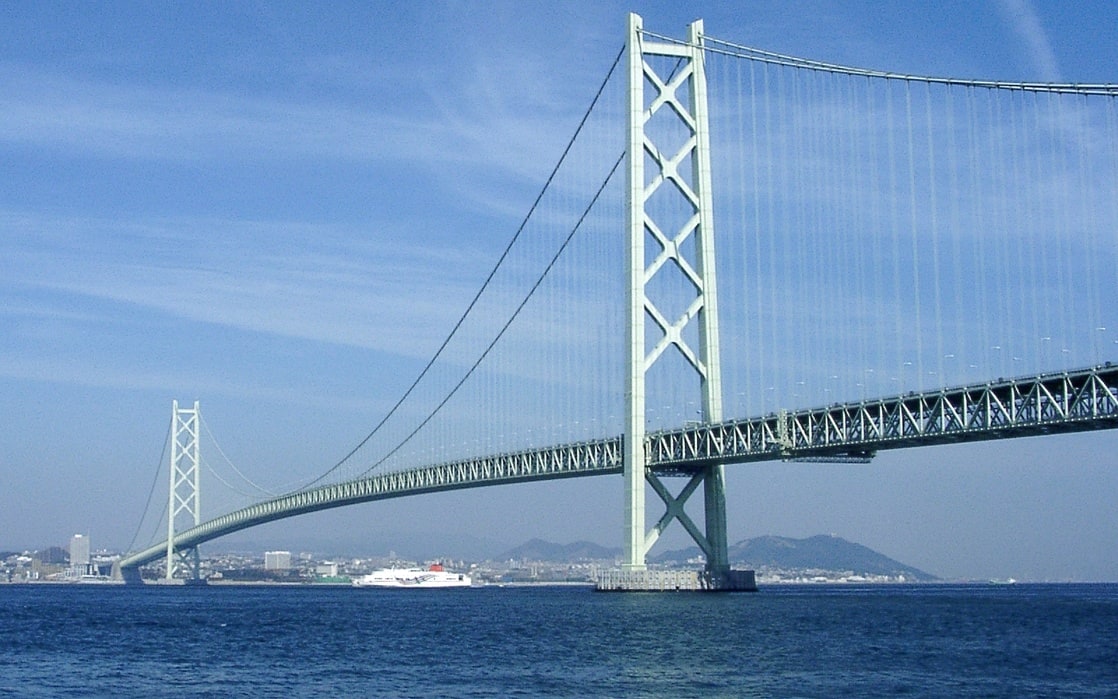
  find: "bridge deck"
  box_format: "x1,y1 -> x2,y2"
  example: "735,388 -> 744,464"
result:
120,363 -> 1118,571
649,363 -> 1118,472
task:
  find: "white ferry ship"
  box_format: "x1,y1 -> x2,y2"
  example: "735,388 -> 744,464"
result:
351,563 -> 471,589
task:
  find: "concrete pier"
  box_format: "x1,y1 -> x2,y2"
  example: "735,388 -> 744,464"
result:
595,569 -> 757,592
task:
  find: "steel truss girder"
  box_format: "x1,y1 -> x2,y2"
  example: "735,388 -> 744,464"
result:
122,364 -> 1118,574
647,364 -> 1118,470
121,438 -> 623,571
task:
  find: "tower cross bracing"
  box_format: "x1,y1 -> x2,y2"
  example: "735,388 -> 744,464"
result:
117,15 -> 1118,585
167,399 -> 201,580
624,13 -> 731,582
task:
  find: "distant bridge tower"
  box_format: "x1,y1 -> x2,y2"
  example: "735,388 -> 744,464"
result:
167,399 -> 202,581
623,14 -> 738,588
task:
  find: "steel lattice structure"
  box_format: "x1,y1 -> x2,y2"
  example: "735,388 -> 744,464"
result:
647,364 -> 1118,471
120,438 -> 624,571
166,400 -> 201,580
623,13 -> 730,580
119,364 -> 1118,572
120,15 -> 1118,581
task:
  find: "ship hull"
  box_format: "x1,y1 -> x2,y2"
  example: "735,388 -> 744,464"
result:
352,567 -> 471,588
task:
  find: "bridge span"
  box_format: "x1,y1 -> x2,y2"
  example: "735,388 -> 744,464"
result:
117,14 -> 1118,587
119,363 -> 1118,572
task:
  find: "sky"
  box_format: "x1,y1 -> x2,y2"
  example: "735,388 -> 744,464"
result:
2,0 -> 1117,581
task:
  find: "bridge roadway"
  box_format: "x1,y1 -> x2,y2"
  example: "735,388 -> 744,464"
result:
119,363 -> 1118,570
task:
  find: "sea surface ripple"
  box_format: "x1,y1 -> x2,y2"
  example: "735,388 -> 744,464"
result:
1,583 -> 1116,697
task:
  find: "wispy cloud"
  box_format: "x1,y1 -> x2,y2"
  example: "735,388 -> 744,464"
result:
994,0 -> 1063,82
0,57 -> 587,183
0,68 -> 454,163
0,211 -> 490,359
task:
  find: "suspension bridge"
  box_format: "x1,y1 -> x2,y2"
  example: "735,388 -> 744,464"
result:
118,14 -> 1118,588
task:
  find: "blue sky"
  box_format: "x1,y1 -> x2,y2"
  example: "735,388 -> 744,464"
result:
2,1 -> 1117,581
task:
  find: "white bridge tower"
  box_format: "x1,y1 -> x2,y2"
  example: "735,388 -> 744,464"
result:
614,14 -> 751,591
167,399 -> 202,581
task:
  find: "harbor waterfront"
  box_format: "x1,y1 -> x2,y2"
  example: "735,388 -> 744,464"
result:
2,583 -> 1116,697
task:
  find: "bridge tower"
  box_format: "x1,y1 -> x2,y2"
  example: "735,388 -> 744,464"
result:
620,14 -> 747,590
166,399 -> 202,581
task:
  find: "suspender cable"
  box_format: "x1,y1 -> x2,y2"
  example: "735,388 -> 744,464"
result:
299,46 -> 625,489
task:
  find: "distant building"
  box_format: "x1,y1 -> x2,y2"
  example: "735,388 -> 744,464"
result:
35,546 -> 67,565
70,534 -> 91,567
264,551 -> 291,570
316,562 -> 338,577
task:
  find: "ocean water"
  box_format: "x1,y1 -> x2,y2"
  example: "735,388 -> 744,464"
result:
1,583 -> 1116,697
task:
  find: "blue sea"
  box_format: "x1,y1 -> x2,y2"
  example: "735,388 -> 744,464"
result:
2,583 -> 1116,697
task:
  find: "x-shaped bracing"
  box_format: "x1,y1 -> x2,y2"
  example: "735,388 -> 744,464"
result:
638,471 -> 715,562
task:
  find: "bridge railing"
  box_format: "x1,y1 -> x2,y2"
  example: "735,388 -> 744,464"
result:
647,364 -> 1118,470
122,363 -> 1118,572
119,436 -> 623,570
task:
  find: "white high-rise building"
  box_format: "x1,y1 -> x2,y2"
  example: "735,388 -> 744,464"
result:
70,534 -> 90,574
264,551 -> 291,570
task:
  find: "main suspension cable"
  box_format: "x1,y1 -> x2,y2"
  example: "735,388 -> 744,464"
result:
125,415 -> 171,554
357,151 -> 625,477
297,44 -> 626,490
640,28 -> 1118,95
200,412 -> 283,497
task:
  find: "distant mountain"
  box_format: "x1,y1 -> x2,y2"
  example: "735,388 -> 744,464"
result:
497,538 -> 621,562
653,534 -> 937,581
496,534 -> 935,580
